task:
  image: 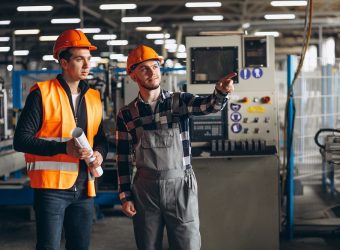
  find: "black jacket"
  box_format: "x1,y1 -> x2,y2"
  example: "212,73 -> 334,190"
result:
13,74 -> 108,190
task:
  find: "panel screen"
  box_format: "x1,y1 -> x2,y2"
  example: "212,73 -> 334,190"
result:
190,108 -> 227,142
244,37 -> 267,67
191,46 -> 238,84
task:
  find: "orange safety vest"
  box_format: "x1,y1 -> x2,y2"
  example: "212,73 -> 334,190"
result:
25,78 -> 102,197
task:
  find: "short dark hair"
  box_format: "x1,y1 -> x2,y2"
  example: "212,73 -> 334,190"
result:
58,48 -> 73,61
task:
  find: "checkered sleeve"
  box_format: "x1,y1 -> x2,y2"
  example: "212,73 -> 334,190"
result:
181,88 -> 229,116
116,109 -> 134,203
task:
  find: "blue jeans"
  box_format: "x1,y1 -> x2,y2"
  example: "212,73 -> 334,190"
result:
33,188 -> 94,250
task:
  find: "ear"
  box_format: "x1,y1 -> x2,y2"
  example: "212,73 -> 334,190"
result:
59,58 -> 68,70
130,72 -> 137,82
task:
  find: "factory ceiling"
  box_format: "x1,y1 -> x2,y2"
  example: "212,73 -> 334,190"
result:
0,0 -> 339,68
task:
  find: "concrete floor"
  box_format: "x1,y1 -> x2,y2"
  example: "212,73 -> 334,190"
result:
0,206 -> 340,250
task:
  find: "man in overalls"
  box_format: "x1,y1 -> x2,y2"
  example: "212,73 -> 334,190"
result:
116,45 -> 235,250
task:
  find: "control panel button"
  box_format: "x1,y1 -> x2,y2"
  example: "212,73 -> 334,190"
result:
261,96 -> 271,104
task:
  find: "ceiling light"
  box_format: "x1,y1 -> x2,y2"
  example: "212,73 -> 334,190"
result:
0,20 -> 11,25
185,2 -> 222,7
13,50 -> 29,56
17,6 -> 53,12
242,22 -> 250,29
51,18 -> 81,24
192,15 -> 223,21
110,54 -> 127,62
254,31 -> 280,37
14,29 -> 40,35
264,14 -> 295,20
0,37 -> 10,42
107,40 -> 129,46
176,52 -> 187,59
0,47 -> 10,52
136,26 -> 162,32
39,36 -> 58,41
77,28 -> 101,34
121,17 -> 152,23
99,4 -> 137,10
7,65 -> 13,71
93,34 -> 117,40
146,33 -> 170,39
271,1 -> 307,7
165,44 -> 178,51
154,39 -> 176,45
42,55 -> 57,61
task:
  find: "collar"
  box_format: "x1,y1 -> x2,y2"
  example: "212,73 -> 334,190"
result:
56,74 -> 89,96
136,89 -> 170,104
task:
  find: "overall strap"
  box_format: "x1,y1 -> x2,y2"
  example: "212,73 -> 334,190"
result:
127,101 -> 144,143
172,92 -> 180,124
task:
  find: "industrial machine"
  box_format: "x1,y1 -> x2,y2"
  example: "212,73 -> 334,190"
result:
186,34 -> 280,250
314,128 -> 340,195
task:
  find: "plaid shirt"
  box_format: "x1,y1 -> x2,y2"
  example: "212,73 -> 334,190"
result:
115,88 -> 228,203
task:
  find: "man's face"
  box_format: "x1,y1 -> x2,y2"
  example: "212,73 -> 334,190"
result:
131,60 -> 161,91
60,48 -> 91,81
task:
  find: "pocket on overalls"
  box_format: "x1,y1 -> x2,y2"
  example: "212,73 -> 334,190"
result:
176,174 -> 198,223
140,129 -> 176,168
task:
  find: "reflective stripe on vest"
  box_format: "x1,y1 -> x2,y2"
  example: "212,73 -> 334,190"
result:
27,161 -> 78,171
25,78 -> 102,197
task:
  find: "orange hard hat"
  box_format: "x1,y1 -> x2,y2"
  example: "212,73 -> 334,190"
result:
53,29 -> 97,59
126,45 -> 163,74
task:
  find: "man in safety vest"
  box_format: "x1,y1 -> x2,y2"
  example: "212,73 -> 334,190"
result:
115,45 -> 236,250
14,29 -> 108,250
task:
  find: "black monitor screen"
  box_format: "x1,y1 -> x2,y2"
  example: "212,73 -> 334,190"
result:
190,108 -> 227,142
191,46 -> 238,84
244,37 -> 267,67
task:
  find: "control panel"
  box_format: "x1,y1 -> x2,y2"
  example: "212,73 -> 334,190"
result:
186,35 -> 278,155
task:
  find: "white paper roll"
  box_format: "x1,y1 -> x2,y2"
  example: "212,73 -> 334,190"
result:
71,127 -> 103,177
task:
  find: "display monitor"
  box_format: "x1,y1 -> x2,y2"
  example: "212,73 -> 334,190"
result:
244,37 -> 267,67
190,108 -> 227,142
190,46 -> 238,84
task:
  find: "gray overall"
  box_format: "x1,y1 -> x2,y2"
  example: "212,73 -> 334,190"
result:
129,94 -> 201,250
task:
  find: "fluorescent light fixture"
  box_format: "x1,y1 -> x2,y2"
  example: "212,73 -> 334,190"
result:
0,37 -> 10,42
146,33 -> 170,39
107,40 -> 129,46
109,54 -> 127,62
121,17 -> 152,23
77,28 -> 101,34
39,36 -> 58,41
51,18 -> 81,24
154,39 -> 176,45
193,15 -> 223,21
17,6 -> 53,12
176,52 -> 187,59
165,44 -> 178,51
136,26 -> 162,32
42,55 -> 57,61
254,31 -> 280,37
242,22 -> 250,29
0,47 -> 10,52
13,50 -> 29,56
0,20 -> 11,25
185,2 -> 222,7
99,4 -> 137,10
264,14 -> 295,20
271,1 -> 307,7
14,29 -> 40,35
109,53 -> 124,60
93,34 -> 117,40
